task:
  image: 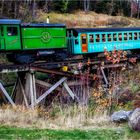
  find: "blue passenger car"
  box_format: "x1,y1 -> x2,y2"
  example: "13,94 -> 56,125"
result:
67,28 -> 140,55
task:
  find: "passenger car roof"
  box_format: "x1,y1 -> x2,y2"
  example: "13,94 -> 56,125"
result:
69,27 -> 140,33
0,19 -> 21,24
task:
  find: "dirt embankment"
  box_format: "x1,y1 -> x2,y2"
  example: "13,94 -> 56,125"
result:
36,10 -> 140,28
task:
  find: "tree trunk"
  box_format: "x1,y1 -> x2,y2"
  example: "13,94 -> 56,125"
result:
109,0 -> 114,15
84,0 -> 90,12
32,0 -> 36,20
1,0 -> 4,16
44,0 -> 48,13
137,0 -> 140,18
14,1 -> 17,18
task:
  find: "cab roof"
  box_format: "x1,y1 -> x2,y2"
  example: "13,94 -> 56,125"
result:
21,23 -> 66,28
0,19 -> 21,24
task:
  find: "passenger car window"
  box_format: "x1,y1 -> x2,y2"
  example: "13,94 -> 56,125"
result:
102,34 -> 106,42
89,34 -> 94,43
124,33 -> 127,41
129,33 -> 132,40
7,27 -> 18,36
113,33 -> 117,41
118,33 -> 122,41
82,36 -> 87,44
108,34 -> 111,42
75,39 -> 79,44
134,32 -> 138,40
96,34 -> 100,42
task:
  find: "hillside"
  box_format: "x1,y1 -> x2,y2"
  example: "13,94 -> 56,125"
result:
36,11 -> 140,28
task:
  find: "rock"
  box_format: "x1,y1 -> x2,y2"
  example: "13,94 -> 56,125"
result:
111,110 -> 133,122
129,108 -> 140,132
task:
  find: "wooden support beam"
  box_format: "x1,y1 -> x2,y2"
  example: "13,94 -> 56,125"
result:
29,73 -> 34,108
36,77 -> 67,105
25,71 -> 36,109
100,67 -> 109,86
11,78 -> 18,99
0,82 -> 15,106
32,72 -> 37,104
19,79 -> 29,108
35,79 -> 61,91
63,82 -> 75,100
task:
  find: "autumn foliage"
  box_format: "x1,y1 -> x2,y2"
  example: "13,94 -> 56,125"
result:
104,48 -> 127,64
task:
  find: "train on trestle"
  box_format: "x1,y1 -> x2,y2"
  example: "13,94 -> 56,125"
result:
0,19 -> 140,63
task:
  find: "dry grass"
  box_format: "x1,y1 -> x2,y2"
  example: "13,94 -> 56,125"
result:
36,10 -> 140,28
0,105 -> 116,130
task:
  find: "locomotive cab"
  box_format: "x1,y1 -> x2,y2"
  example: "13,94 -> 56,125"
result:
0,19 -> 21,51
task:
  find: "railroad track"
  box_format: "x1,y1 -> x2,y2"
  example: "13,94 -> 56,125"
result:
0,57 -> 129,74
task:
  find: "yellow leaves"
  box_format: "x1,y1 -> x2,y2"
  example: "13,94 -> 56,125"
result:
108,90 -> 112,95
93,92 -> 102,98
92,90 -> 110,109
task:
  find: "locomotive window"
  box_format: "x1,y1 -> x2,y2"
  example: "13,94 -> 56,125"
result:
82,36 -> 87,44
113,33 -> 117,41
7,27 -> 18,36
96,34 -> 100,42
102,34 -> 106,42
129,33 -> 132,40
118,33 -> 122,41
107,34 -> 111,42
1,26 -> 4,36
124,33 -> 127,41
134,32 -> 138,40
89,35 -> 94,43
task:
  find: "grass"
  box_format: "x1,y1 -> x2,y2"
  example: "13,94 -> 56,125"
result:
0,105 -> 111,129
0,106 -> 139,140
0,126 -> 125,140
0,125 -> 140,140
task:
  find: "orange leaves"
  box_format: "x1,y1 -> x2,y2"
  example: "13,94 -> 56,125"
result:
104,48 -> 127,64
87,58 -> 91,66
93,74 -> 98,80
92,89 -> 110,109
129,57 -> 137,63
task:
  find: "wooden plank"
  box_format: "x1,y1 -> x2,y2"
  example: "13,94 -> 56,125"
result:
11,78 -> 18,99
32,73 -> 36,104
35,79 -> 61,91
29,73 -> 34,108
19,79 -> 29,107
100,67 -> 109,85
63,82 -> 75,100
36,77 -> 67,104
35,79 -> 52,87
67,81 -> 84,86
0,82 -> 15,106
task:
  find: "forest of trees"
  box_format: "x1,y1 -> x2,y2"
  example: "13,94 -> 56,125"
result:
0,0 -> 140,20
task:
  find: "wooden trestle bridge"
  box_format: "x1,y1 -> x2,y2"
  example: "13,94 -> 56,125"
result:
0,58 -> 129,108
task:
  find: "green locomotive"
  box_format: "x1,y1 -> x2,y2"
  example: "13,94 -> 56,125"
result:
0,19 -> 67,63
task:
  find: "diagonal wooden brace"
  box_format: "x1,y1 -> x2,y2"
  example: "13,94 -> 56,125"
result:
63,82 -> 75,100
35,77 -> 67,105
0,82 -> 15,106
